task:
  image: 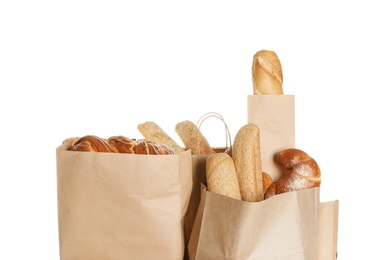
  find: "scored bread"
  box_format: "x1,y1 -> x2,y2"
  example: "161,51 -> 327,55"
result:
252,50 -> 283,95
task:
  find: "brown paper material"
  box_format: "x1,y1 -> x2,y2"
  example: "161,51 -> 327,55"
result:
188,186 -> 320,260
247,95 -> 295,181
56,142 -> 193,259
317,201 -> 339,260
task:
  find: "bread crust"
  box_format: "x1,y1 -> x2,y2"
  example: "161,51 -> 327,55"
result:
252,50 -> 283,95
206,153 -> 241,200
137,121 -> 184,154
232,123 -> 264,202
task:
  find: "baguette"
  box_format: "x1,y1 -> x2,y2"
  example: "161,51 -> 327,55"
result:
175,120 -> 215,155
206,153 -> 241,200
252,50 -> 283,95
232,123 -> 264,202
137,121 -> 184,154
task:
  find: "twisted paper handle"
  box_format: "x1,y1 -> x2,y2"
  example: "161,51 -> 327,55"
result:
196,112 -> 232,155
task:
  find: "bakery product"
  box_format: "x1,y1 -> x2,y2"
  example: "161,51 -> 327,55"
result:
133,139 -> 174,155
69,135 -> 174,155
232,123 -> 264,202
107,136 -> 136,154
252,50 -> 283,95
70,135 -> 117,153
137,121 -> 184,154
206,153 -> 241,200
265,148 -> 321,199
175,120 -> 215,155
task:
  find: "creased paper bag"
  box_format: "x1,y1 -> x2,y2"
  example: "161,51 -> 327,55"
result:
247,95 -> 295,181
183,112 -> 232,259
188,185 -> 320,260
56,141 -> 192,260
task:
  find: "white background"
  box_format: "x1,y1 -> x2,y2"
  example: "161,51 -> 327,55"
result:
1,1 -> 386,259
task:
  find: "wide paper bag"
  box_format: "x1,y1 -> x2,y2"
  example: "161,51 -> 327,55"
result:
56,140 -> 193,260
188,186 -> 320,260
248,95 -> 295,181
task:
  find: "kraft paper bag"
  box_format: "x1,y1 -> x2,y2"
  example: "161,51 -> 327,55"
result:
317,201 -> 339,260
184,112 -> 232,259
188,186 -> 320,260
247,95 -> 295,181
56,140 -> 193,260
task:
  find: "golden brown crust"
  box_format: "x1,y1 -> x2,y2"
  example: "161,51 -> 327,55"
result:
262,172 -> 273,194
252,50 -> 283,95
133,139 -> 175,155
68,135 -> 174,155
70,135 -> 118,153
265,148 -> 321,199
107,136 -> 136,154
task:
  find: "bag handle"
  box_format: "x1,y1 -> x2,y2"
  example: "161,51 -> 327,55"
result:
196,112 -> 232,155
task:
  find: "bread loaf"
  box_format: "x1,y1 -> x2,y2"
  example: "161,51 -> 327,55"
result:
69,135 -> 174,155
175,120 -> 215,155
206,153 -> 241,200
70,135 -> 118,153
107,136 -> 135,154
252,50 -> 283,95
265,148 -> 321,199
232,123 -> 264,202
137,121 -> 184,154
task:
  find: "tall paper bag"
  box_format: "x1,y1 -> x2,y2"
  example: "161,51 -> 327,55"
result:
248,95 -> 295,181
56,141 -> 192,259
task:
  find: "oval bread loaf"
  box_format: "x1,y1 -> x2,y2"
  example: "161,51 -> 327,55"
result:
232,123 -> 264,202
206,153 -> 241,200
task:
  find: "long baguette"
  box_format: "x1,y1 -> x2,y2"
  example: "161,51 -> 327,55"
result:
175,120 -> 215,155
137,121 -> 184,154
232,123 -> 264,202
206,153 -> 241,200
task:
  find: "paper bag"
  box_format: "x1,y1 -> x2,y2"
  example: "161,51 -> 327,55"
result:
184,112 -> 232,259
188,186 -> 320,260
317,201 -> 339,260
56,141 -> 193,260
247,95 -> 295,181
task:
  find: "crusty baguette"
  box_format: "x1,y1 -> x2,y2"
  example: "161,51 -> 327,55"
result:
252,50 -> 283,95
232,123 -> 264,202
138,121 -> 184,154
206,153 -> 241,200
175,120 -> 215,155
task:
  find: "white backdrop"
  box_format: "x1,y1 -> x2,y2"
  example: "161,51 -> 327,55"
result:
1,1 -> 386,259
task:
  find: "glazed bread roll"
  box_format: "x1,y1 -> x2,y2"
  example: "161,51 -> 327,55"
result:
175,120 -> 215,155
70,135 -> 118,153
137,121 -> 184,154
206,153 -> 241,200
252,50 -> 283,95
265,148 -> 321,199
133,139 -> 175,155
69,135 -> 174,155
107,136 -> 136,154
232,123 -> 264,202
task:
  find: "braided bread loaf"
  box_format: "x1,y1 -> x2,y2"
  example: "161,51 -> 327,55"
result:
69,135 -> 174,155
265,148 -> 321,199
